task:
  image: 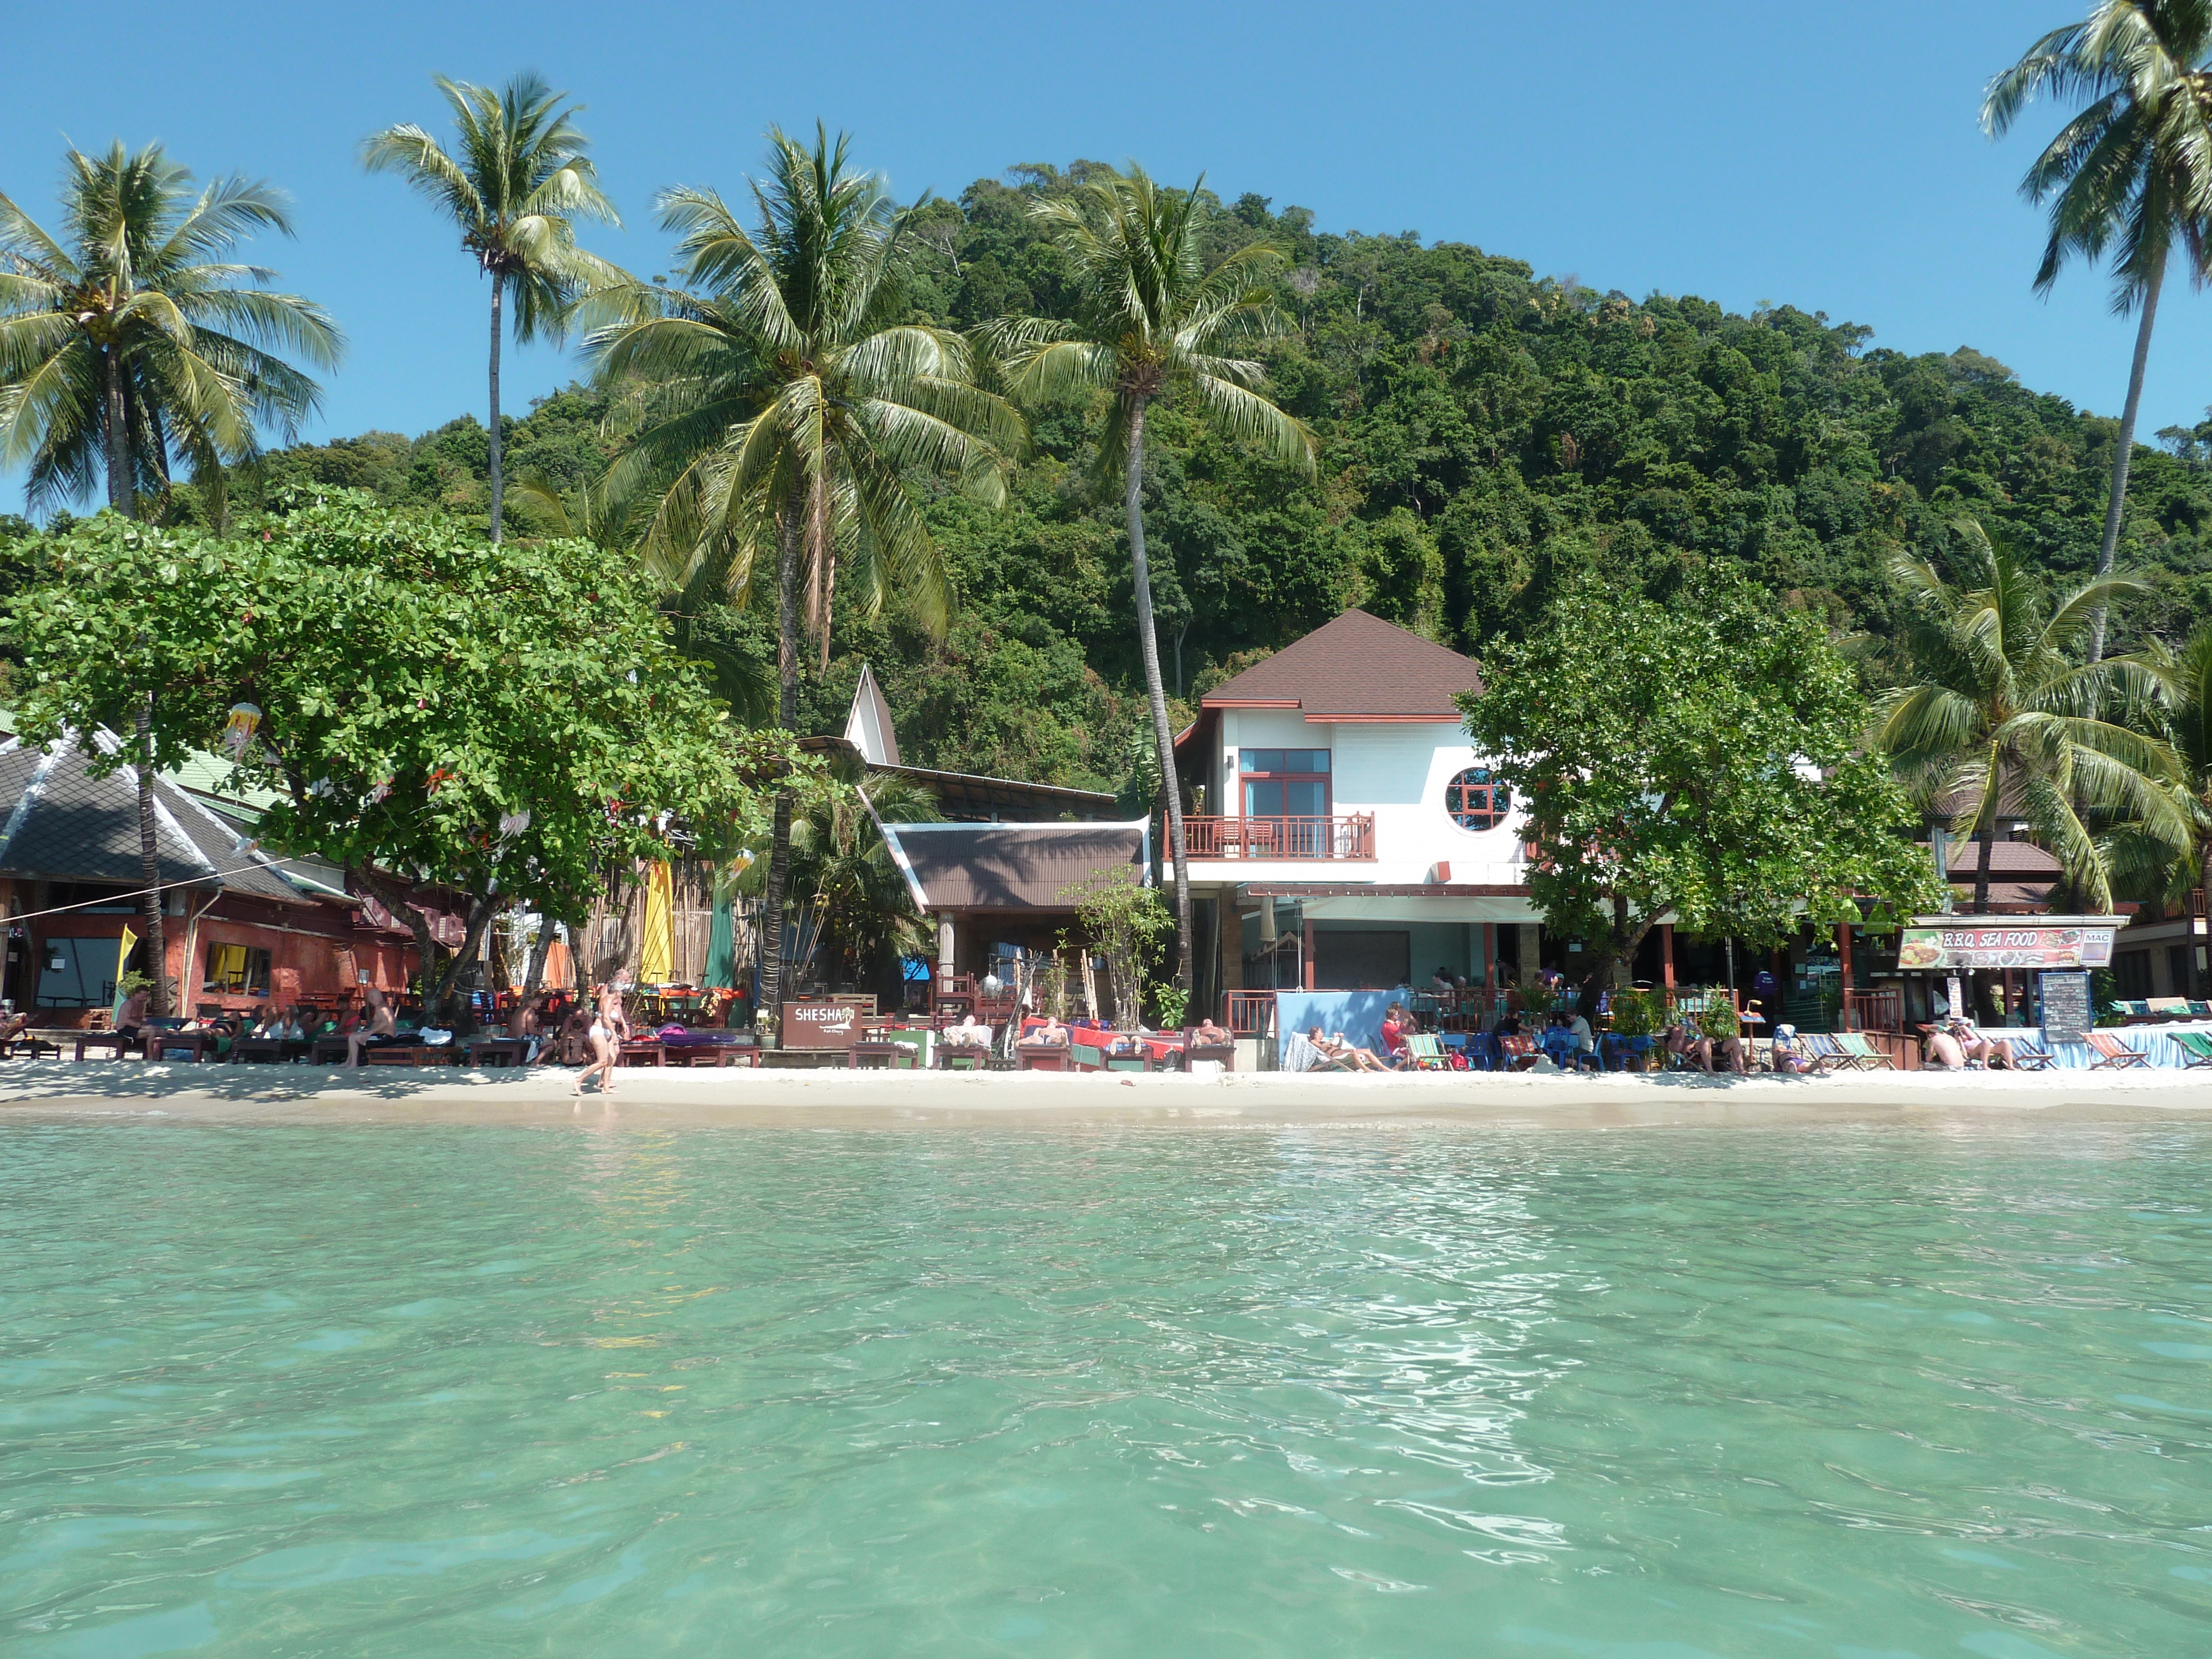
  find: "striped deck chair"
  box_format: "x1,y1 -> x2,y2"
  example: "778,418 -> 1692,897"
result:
1498,1034 -> 1538,1071
2171,1030 -> 2212,1070
1832,1032 -> 1895,1071
2086,1031 -> 2151,1070
1994,1035 -> 2056,1071
1798,1032 -> 1853,1074
1402,1032 -> 1451,1071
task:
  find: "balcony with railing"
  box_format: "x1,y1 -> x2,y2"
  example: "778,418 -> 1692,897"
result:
1183,813 -> 1375,862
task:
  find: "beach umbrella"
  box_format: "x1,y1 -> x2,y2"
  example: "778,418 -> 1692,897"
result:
639,862 -> 675,985
703,900 -> 737,990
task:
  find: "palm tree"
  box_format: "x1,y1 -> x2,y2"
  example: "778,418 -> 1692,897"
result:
1876,520 -> 2191,914
585,125 -> 1020,1013
1984,1 -> 2212,661
363,73 -> 620,543
981,165 -> 1316,989
2155,624 -> 2212,989
1,141 -> 341,1016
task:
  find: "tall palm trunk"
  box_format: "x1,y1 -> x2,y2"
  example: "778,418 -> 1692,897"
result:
2089,249 -> 2164,664
1124,401 -> 1192,992
1973,815 -> 1996,916
487,277 -> 505,544
134,697 -> 169,1019
759,475 -> 806,1020
106,350 -> 171,1020
102,346 -> 132,516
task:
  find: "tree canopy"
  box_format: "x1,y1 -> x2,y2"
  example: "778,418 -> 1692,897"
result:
1459,575 -> 1945,993
7,492 -> 810,1010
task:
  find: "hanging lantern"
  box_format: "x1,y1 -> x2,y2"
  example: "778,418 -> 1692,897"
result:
498,810 -> 532,841
367,777 -> 392,805
221,702 -> 262,759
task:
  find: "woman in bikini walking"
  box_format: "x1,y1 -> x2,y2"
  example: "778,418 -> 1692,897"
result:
573,987 -> 629,1100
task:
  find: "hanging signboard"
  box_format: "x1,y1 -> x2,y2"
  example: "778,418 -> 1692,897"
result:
781,1000 -> 864,1050
1896,920 -> 2118,972
2038,971 -> 2094,1045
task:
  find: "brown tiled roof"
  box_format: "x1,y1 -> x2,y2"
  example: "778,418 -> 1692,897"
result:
878,821 -> 1149,912
1924,839 -> 2062,877
1201,610 -> 1483,718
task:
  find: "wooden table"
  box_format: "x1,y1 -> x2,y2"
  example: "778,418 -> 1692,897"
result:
760,1047 -> 848,1070
365,1044 -> 458,1068
143,1031 -> 218,1063
933,1045 -> 989,1071
232,1037 -> 311,1065
8,1031 -> 66,1059
616,1041 -> 666,1067
463,1038 -> 529,1068
74,1031 -> 142,1061
310,1035 -> 352,1066
848,1041 -> 916,1070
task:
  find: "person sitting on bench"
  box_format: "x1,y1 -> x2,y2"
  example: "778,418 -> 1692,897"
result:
347,990 -> 400,1067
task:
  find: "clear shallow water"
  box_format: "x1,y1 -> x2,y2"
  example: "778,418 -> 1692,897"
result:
3,1124 -> 2211,1658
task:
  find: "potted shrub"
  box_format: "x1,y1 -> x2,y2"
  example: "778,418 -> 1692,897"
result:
1608,987 -> 1662,1069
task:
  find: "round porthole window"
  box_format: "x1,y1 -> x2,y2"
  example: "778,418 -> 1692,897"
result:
1446,766 -> 1510,832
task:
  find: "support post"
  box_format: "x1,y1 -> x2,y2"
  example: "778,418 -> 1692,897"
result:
1481,922 -> 1497,988
937,914 -> 955,988
1660,923 -> 1676,989
1303,917 -> 1317,991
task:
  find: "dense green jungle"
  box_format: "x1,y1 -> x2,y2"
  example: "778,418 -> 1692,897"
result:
39,161 -> 2212,796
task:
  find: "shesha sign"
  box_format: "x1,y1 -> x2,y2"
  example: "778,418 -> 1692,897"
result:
1896,919 -> 2118,972
781,1001 -> 862,1050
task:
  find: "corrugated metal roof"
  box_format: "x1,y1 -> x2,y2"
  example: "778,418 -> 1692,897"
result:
877,820 -> 1150,912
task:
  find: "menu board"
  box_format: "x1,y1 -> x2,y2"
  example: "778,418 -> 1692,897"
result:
2038,971 -> 2093,1044
780,1000 -> 863,1049
1897,924 -> 2116,971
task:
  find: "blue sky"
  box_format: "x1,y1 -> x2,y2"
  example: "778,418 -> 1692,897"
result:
4,0 -> 2206,500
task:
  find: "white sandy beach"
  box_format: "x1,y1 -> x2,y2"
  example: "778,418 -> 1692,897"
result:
2,1057 -> 2209,1130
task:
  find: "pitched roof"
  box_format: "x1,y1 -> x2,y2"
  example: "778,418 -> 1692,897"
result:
1928,839 -> 2063,877
876,820 -> 1150,912
0,731 -> 331,908
1200,609 -> 1483,719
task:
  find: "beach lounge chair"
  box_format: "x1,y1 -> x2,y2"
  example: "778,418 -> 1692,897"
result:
1798,1032 -> 1852,1074
1498,1034 -> 1539,1071
1994,1036 -> 2057,1071
1832,1032 -> 1895,1071
1282,1032 -> 1354,1072
2085,1031 -> 2151,1070
1402,1032 -> 1450,1071
2172,1030 -> 2212,1070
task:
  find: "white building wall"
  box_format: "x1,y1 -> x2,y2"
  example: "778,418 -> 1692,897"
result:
1197,712 -> 1526,889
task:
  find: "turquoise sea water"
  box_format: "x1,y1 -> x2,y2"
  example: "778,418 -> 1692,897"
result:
3,1123 -> 2211,1657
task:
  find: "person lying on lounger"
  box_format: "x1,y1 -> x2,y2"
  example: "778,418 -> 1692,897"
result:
1022,1016 -> 1069,1047
1192,1015 -> 1230,1046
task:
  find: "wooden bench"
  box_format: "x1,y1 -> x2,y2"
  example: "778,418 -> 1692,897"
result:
74,1031 -> 142,1061
617,1041 -> 666,1067
463,1038 -> 529,1068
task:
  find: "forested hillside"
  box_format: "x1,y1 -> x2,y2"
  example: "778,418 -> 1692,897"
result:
186,161 -> 2212,794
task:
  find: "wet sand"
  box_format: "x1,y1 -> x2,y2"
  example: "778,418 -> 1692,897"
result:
2,1057 -> 2209,1130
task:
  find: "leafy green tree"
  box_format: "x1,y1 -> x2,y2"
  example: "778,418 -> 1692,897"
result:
1875,519 -> 2190,911
363,74 -> 621,544
984,165 -> 1315,989
1460,575 -> 1942,997
1,141 -> 342,1014
2150,623 -> 2212,988
6,493 -> 808,1017
587,125 -> 1019,1010
1984,0 -> 2212,659
734,757 -> 934,999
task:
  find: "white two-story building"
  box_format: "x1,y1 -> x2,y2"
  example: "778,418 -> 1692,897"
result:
1170,609 -> 1545,1024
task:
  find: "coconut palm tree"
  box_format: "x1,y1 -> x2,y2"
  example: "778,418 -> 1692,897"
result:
1,141 -> 341,1016
1876,520 -> 2192,914
585,124 -> 1020,1012
980,165 -> 1316,989
363,73 -> 620,543
1984,1 -> 2212,661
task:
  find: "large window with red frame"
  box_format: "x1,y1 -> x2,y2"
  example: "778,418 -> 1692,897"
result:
1239,748 -> 1330,817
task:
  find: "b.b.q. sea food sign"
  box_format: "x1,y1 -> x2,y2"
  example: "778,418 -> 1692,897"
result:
1895,922 -> 2117,972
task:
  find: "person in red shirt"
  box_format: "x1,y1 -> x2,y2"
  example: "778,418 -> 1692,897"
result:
1380,1003 -> 1412,1068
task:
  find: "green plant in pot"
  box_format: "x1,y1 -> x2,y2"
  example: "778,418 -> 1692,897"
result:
1605,987 -> 1662,1069
1695,1000 -> 1741,1042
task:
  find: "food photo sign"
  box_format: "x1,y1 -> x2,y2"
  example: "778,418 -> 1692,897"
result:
1896,918 -> 2120,972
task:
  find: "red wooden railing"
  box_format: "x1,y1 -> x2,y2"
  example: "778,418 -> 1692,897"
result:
1843,989 -> 1901,1034
1182,814 -> 1376,860
1223,991 -> 1277,1036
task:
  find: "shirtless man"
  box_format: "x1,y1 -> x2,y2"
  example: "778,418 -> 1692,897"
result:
346,989 -> 398,1067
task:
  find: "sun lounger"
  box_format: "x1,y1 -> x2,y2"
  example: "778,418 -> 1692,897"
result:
1798,1032 -> 1852,1074
2085,1031 -> 2151,1070
1832,1032 -> 1895,1071
1401,1032 -> 1450,1071
2172,1030 -> 2212,1070
1994,1036 -> 2056,1071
